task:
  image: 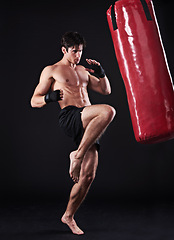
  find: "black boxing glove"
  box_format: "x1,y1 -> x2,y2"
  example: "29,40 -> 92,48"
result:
92,64 -> 105,78
44,90 -> 62,104
86,59 -> 106,78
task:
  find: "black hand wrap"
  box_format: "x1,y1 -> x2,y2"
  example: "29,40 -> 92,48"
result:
91,64 -> 105,78
44,90 -> 62,104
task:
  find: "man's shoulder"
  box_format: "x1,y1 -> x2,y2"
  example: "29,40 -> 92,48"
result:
40,64 -> 58,82
76,65 -> 86,72
42,64 -> 55,73
41,63 -> 62,75
77,65 -> 85,69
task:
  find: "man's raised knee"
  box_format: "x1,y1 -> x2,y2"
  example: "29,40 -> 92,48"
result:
101,105 -> 116,123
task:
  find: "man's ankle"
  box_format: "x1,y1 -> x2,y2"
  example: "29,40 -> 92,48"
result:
64,212 -> 74,219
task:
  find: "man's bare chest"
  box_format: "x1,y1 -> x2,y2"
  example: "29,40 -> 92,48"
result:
52,66 -> 89,87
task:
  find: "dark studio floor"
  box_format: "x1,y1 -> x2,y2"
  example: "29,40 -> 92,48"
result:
1,197 -> 174,240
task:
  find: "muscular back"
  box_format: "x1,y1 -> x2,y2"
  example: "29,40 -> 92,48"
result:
51,63 -> 91,109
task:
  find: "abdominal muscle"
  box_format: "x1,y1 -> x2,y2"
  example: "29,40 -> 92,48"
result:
53,84 -> 91,109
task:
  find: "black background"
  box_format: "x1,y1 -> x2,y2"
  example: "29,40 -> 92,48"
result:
1,0 -> 174,204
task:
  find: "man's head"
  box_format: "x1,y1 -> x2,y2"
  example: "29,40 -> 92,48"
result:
61,32 -> 86,64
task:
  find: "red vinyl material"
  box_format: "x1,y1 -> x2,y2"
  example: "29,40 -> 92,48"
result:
107,0 -> 174,144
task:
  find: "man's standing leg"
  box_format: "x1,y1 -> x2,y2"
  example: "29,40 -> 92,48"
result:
61,145 -> 98,235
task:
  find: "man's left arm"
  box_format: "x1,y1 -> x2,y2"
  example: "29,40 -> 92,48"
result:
86,59 -> 111,95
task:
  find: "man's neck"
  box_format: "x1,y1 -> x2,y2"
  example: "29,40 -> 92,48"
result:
61,57 -> 76,68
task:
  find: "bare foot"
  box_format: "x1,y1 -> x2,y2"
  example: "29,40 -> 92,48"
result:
69,151 -> 82,183
61,214 -> 84,235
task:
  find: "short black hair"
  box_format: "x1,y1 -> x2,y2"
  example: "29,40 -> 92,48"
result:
61,32 -> 86,51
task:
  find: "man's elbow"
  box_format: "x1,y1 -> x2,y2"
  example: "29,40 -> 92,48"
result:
103,89 -> 111,95
30,98 -> 37,108
30,97 -> 43,108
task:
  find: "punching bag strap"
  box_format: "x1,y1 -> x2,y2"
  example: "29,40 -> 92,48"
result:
111,0 -> 152,31
140,0 -> 152,20
111,3 -> 118,31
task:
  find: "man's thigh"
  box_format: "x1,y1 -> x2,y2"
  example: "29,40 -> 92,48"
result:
81,104 -> 110,129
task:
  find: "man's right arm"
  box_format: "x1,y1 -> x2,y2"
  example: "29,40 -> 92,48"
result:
30,66 -> 54,108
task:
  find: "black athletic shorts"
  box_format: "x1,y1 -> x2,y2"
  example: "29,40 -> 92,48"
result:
58,105 -> 100,151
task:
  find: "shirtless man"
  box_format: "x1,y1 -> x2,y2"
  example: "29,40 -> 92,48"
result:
31,32 -> 116,235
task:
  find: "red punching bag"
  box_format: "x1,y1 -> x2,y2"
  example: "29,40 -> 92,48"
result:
107,0 -> 174,144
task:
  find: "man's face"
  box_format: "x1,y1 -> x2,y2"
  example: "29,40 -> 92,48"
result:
64,44 -> 83,65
